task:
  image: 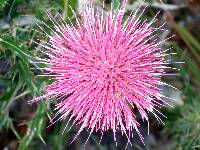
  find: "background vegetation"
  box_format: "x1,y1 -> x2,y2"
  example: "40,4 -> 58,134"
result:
0,0 -> 200,149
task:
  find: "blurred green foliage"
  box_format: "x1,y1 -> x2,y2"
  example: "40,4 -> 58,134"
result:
0,0 -> 77,149
112,0 -> 120,10
0,0 -> 8,11
164,21 -> 200,149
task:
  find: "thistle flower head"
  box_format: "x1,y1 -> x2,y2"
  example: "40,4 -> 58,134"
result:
31,1 -> 175,145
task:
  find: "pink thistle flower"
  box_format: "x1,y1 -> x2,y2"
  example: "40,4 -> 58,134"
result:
31,0 -> 176,145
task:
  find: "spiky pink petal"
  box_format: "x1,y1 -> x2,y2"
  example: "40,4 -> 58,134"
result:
31,1 -> 174,144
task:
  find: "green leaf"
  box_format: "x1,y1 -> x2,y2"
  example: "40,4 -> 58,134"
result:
0,35 -> 32,62
0,76 -> 11,86
0,0 -> 8,10
112,0 -> 120,10
63,0 -> 77,19
173,44 -> 200,84
0,113 -> 21,140
18,102 -> 47,150
0,82 -> 18,101
172,22 -> 200,63
18,60 -> 37,92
